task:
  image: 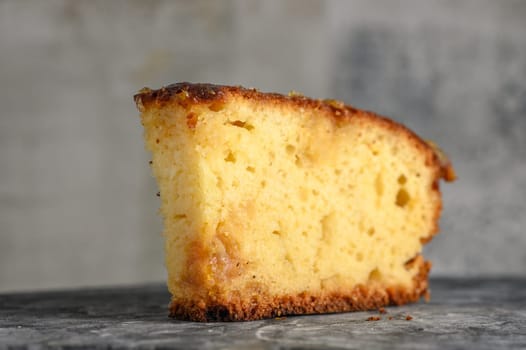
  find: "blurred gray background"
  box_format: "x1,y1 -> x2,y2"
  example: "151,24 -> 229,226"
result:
1,0 -> 525,292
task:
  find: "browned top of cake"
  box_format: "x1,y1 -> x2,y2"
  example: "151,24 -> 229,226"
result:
134,82 -> 455,182
134,82 -> 353,111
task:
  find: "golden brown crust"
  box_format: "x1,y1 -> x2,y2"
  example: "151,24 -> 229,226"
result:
134,82 -> 357,113
169,256 -> 431,322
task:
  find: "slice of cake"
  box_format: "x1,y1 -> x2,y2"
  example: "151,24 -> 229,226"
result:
134,83 -> 455,322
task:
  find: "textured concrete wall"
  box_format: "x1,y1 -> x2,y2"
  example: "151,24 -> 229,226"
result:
1,0 -> 525,292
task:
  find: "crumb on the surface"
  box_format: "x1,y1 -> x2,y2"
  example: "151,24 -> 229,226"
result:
406,315 -> 413,321
274,317 -> 287,321
425,290 -> 431,302
388,316 -> 393,320
378,307 -> 387,314
367,316 -> 381,321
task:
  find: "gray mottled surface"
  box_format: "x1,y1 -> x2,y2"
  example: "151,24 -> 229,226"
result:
0,278 -> 525,349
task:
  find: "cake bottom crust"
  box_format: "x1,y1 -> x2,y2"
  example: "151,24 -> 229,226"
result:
169,259 -> 431,322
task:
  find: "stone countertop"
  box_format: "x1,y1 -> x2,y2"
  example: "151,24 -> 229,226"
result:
0,278 -> 524,349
